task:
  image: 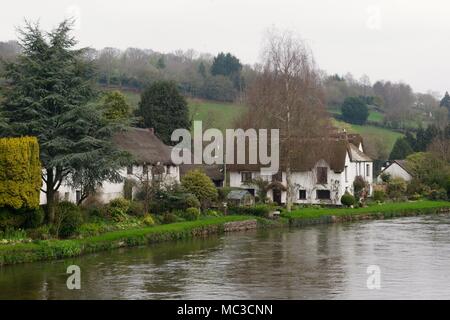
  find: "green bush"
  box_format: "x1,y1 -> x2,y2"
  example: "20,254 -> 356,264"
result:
183,207 -> 201,221
142,214 -> 155,226
340,193 -> 355,207
26,225 -> 52,240
204,209 -> 220,217
55,202 -> 84,238
0,207 -> 26,230
387,178 -> 407,199
230,204 -> 272,217
373,190 -> 386,202
427,189 -> 447,201
185,194 -> 201,209
107,197 -> 131,222
128,201 -> 144,217
23,206 -> 45,229
161,212 -> 178,224
181,170 -> 218,208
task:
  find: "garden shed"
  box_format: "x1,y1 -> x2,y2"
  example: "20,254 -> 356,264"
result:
227,190 -> 255,207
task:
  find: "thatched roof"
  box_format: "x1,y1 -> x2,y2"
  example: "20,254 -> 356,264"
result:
113,127 -> 173,165
180,164 -> 224,181
226,135 -> 370,173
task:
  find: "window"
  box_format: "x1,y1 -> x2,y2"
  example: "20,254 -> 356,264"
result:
127,165 -> 133,175
345,166 -> 348,183
316,190 -> 331,200
299,190 -> 307,200
366,164 -> 370,177
241,171 -> 252,183
143,165 -> 149,175
64,192 -> 70,201
76,190 -> 81,203
317,167 -> 328,184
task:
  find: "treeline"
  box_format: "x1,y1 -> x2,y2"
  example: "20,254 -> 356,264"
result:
324,73 -> 448,131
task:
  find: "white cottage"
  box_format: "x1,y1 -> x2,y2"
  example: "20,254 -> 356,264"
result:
39,127 -> 180,205
227,134 -> 373,205
377,160 -> 413,182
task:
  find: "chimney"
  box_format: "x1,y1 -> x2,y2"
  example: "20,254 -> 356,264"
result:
148,128 -> 154,134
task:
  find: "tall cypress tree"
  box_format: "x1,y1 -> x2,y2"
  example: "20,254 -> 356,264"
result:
0,20 -> 127,222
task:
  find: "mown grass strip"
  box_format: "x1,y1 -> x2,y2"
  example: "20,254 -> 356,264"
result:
285,200 -> 450,220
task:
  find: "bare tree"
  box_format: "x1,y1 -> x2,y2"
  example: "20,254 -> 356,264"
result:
241,29 -> 330,212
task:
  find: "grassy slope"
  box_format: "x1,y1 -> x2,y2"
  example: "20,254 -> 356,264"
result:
120,88 -> 402,152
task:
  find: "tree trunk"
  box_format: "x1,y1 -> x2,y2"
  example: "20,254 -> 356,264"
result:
286,166 -> 292,212
46,168 -> 56,224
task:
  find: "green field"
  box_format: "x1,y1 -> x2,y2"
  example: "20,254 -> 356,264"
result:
119,89 -> 247,131
332,119 -> 403,153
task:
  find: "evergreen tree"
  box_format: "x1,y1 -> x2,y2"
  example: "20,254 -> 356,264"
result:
137,81 -> 190,144
440,91 -> 450,109
389,138 -> 414,160
101,91 -> 131,121
341,97 -> 369,125
0,20 -> 128,222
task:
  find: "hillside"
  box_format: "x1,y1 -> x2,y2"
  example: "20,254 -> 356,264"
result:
119,89 -> 402,154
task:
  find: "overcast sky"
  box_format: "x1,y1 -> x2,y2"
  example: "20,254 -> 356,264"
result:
1,0 -> 449,95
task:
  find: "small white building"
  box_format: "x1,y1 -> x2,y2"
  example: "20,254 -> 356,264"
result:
377,160 -> 413,182
39,127 -> 180,205
227,134 -> 373,206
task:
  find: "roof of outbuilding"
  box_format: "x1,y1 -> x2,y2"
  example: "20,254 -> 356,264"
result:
180,164 -> 224,181
112,127 -> 174,165
227,190 -> 253,200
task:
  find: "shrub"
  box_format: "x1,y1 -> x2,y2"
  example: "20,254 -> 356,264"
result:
427,188 -> 447,201
55,202 -> 84,238
23,206 -> 45,229
340,193 -> 355,207
204,209 -> 220,217
185,194 -> 201,209
0,137 -> 41,210
142,214 -> 155,226
380,173 -> 391,183
230,204 -> 272,217
183,207 -> 201,221
128,201 -> 145,217
386,178 -> 407,199
408,193 -> 421,201
181,170 -> 218,208
373,190 -> 386,202
161,212 -> 178,224
0,207 -> 27,230
26,225 -> 52,240
107,198 -> 131,222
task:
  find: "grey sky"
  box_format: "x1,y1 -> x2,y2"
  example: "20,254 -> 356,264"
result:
1,0 -> 449,95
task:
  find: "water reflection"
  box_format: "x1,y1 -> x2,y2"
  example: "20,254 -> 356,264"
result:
2,215 -> 450,299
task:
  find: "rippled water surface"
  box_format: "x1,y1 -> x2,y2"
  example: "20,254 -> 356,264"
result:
2,214 -> 450,299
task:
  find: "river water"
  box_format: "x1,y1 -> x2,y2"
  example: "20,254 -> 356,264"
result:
2,214 -> 450,299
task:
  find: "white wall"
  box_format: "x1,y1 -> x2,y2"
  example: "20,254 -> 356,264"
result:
229,152 -> 373,205
39,165 -> 180,205
377,163 -> 412,182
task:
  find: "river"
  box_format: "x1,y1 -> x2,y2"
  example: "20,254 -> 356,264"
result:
2,214 -> 450,299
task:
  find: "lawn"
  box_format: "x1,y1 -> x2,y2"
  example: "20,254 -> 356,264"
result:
286,200 -> 450,219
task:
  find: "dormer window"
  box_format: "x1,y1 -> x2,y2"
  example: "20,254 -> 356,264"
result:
317,167 -> 327,184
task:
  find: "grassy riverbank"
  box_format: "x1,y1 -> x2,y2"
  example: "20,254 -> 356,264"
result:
285,200 -> 450,225
0,215 -> 253,266
2,201 -> 450,266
